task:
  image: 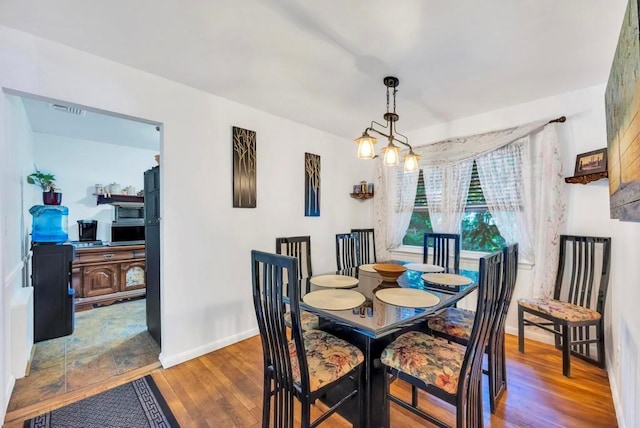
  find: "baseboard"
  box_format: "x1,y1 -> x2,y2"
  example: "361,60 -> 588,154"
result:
606,353 -> 626,428
2,374 -> 16,424
3,260 -> 23,287
159,327 -> 259,368
505,325 -> 555,345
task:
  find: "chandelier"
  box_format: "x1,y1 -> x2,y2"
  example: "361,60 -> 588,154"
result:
354,76 -> 419,172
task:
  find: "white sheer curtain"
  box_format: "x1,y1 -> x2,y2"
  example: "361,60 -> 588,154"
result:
529,124 -> 567,298
475,138 -> 534,261
373,159 -> 419,260
373,118 -> 566,298
423,160 -> 473,233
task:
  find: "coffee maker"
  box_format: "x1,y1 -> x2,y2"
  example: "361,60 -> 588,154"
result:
77,220 -> 98,242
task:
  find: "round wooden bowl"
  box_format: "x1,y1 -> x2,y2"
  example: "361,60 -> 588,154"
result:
372,264 -> 407,283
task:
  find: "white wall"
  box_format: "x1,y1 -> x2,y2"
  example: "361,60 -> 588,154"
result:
32,133 -> 158,241
1,94 -> 35,418
400,84 -> 638,428
0,25 -> 374,420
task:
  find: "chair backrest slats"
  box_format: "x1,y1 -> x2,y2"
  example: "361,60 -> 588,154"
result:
423,232 -> 461,273
252,250 -> 310,395
554,235 -> 611,315
336,233 -> 361,270
488,243 -> 519,351
276,236 -> 312,279
458,250 -> 503,415
351,228 -> 377,264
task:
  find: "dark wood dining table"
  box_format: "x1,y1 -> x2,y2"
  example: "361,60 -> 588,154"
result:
288,263 -> 478,428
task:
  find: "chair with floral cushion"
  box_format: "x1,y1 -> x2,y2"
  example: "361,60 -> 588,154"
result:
426,243 -> 519,413
423,232 -> 461,273
518,235 -> 611,377
251,250 -> 364,427
381,250 -> 503,428
276,236 -> 320,331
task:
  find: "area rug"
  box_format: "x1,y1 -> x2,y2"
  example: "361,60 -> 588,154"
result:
24,375 -> 179,428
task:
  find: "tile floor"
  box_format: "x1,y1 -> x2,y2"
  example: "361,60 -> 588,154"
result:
7,299 -> 159,411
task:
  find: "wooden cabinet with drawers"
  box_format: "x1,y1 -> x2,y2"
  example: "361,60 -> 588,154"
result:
72,244 -> 146,310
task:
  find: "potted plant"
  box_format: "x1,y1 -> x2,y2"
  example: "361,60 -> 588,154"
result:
27,168 -> 62,205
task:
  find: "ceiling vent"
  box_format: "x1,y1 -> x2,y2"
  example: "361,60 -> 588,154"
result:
50,104 -> 86,116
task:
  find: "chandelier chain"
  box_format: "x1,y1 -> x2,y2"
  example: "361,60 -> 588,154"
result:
386,85 -> 390,115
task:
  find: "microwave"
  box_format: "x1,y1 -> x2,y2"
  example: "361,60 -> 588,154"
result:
111,223 -> 145,243
113,203 -> 144,224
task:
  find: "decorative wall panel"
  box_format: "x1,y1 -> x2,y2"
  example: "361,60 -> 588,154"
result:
304,153 -> 320,216
232,126 -> 257,208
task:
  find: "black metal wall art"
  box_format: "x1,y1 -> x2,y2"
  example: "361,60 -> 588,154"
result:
304,153 -> 320,216
232,126 -> 257,208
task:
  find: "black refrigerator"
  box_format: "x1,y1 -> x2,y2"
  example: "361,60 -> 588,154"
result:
32,242 -> 75,342
144,165 -> 161,346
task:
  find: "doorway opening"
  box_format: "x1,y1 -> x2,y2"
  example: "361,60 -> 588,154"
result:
4,89 -> 163,412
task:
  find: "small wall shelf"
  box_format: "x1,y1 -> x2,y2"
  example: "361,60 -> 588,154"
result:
350,192 -> 374,200
95,194 -> 144,205
564,171 -> 608,185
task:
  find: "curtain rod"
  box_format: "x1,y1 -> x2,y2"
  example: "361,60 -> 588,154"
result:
548,116 -> 566,124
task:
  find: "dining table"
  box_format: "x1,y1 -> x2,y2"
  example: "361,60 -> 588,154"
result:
286,262 -> 478,428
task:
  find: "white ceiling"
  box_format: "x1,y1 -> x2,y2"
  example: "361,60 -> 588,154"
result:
0,0 -> 629,140
19,97 -> 160,150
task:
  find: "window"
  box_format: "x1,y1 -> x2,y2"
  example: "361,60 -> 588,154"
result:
403,161 -> 506,252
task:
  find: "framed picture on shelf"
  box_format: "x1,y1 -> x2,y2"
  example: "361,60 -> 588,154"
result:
574,148 -> 607,176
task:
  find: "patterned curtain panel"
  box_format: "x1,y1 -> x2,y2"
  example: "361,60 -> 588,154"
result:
529,124 -> 567,298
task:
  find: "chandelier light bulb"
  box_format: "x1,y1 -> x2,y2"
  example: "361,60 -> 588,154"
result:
382,143 -> 400,166
403,151 -> 420,172
355,132 -> 377,159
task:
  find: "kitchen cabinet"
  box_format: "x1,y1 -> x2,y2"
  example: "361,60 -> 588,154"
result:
72,244 -> 145,310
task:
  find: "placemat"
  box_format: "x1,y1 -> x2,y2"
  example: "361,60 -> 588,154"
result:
358,264 -> 377,273
310,274 -> 359,288
421,273 -> 473,286
404,263 -> 445,273
302,289 -> 366,310
375,288 -> 440,308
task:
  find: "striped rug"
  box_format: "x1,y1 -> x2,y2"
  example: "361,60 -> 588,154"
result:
24,375 -> 179,428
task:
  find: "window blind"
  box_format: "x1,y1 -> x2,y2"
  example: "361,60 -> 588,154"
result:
406,142 -> 524,212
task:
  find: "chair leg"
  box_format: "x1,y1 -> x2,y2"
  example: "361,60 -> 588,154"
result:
597,322 -> 606,368
562,324 -> 571,377
301,400 -> 311,428
384,370 -> 391,428
518,306 -> 525,353
411,385 -> 418,407
262,377 -> 271,427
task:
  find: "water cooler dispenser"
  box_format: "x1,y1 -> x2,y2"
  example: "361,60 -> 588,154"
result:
29,205 -> 74,342
29,205 -> 69,243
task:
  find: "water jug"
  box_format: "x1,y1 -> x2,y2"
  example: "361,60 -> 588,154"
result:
30,205 -> 69,243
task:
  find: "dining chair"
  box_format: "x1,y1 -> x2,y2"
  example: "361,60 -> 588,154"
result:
276,236 -> 313,279
335,232 -> 361,270
381,250 -> 502,428
351,228 -> 377,264
426,243 -> 519,413
517,235 -> 611,377
251,250 -> 364,428
423,232 -> 461,273
275,236 -> 319,331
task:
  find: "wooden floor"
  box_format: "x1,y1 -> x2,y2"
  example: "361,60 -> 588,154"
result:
5,334 -> 618,427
